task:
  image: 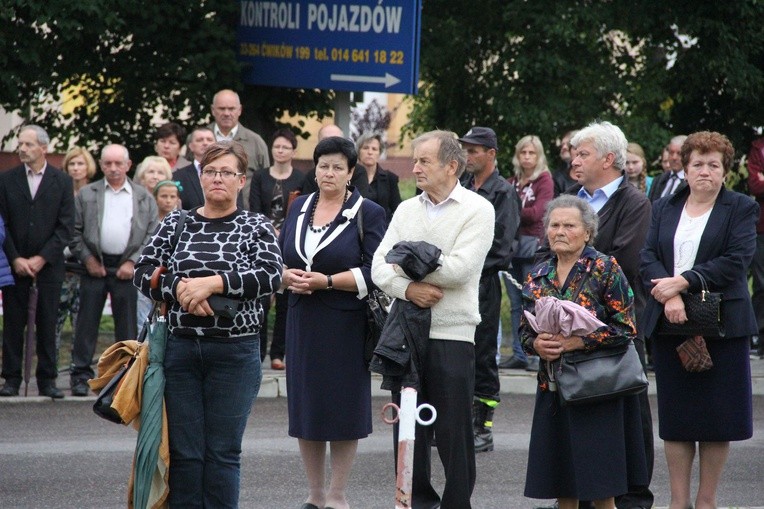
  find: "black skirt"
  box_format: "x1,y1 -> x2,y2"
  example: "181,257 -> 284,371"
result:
524,388 -> 648,501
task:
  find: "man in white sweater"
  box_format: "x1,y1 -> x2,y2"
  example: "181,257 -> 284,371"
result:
372,130 -> 494,509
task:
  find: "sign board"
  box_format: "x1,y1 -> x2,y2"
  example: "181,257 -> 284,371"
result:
238,0 -> 421,94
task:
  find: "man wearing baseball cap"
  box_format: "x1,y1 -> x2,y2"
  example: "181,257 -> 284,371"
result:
458,126 -> 520,453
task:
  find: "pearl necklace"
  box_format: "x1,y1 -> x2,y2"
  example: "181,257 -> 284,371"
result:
308,189 -> 348,233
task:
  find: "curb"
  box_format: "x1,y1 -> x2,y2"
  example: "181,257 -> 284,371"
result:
4,365 -> 763,402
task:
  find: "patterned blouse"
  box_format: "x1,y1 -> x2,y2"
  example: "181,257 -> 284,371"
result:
520,245 -> 637,391
134,208 -> 283,338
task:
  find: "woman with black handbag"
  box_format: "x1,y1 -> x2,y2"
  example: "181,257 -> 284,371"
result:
134,141 -> 283,507
640,131 -> 759,509
279,136 -> 385,509
522,196 -> 648,509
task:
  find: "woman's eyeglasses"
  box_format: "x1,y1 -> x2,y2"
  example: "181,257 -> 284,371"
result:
200,169 -> 242,180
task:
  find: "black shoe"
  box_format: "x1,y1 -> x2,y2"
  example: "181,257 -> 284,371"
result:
71,380 -> 89,397
474,429 -> 494,453
525,356 -> 540,372
498,356 -> 528,369
39,386 -> 65,399
0,384 -> 20,397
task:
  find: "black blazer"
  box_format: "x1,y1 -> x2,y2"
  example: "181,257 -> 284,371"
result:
0,164 -> 74,282
366,166 -> 401,224
640,186 -> 760,338
174,163 -> 204,211
647,170 -> 687,202
248,166 -> 306,219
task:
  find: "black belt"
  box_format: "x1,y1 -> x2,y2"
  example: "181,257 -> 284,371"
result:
101,254 -> 122,268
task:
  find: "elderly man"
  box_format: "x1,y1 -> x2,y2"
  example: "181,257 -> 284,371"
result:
208,89 -> 269,209
567,121 -> 654,509
68,144 -> 158,396
372,130 -> 494,509
175,126 -> 216,210
300,124 -> 369,196
647,135 -> 688,202
458,126 -> 520,453
0,125 -> 74,398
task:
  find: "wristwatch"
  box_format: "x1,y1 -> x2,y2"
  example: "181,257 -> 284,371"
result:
326,274 -> 333,290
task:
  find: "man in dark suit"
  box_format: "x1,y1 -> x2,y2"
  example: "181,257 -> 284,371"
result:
208,89 -> 269,209
175,126 -> 215,210
567,121 -> 654,509
68,143 -> 158,396
0,125 -> 74,398
301,124 -> 369,196
648,135 -> 687,202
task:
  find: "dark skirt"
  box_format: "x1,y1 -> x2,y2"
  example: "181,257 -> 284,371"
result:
524,388 -> 648,501
285,293 -> 372,441
654,334 -> 753,441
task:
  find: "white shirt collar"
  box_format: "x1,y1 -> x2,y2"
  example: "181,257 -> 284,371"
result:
214,123 -> 239,140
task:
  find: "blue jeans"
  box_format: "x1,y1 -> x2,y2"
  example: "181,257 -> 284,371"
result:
503,261 -> 533,362
164,333 -> 261,508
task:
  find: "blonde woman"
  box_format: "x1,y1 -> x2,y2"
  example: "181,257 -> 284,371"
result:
134,156 -> 172,195
503,135 -> 554,372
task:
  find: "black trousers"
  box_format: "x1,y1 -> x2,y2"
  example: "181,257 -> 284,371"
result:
615,336 -> 654,509
474,272 -> 501,402
1,276 -> 62,387
393,339 -> 476,509
70,271 -> 137,383
751,233 -> 764,336
580,336 -> 655,509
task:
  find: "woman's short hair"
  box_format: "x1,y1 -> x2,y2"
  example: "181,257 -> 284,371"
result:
270,128 -> 298,149
680,131 -> 735,173
512,135 -> 550,180
543,195 -> 599,245
356,131 -> 385,156
313,136 -> 358,170
201,141 -> 249,175
134,156 -> 173,184
411,130 -> 467,177
63,146 -> 97,179
571,121 -> 628,171
154,122 -> 186,145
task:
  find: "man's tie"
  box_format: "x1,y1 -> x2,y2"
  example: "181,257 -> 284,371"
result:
661,173 -> 680,198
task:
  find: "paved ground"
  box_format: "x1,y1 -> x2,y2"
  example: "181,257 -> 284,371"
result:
1,357 -> 763,508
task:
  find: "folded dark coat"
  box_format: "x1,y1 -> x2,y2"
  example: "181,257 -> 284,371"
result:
370,240 -> 442,391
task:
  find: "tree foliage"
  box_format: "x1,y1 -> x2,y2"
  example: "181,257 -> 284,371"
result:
405,1 -> 764,175
0,1 -> 334,161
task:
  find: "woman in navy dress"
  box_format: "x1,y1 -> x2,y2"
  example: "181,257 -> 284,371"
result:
279,136 -> 385,509
641,131 -> 758,509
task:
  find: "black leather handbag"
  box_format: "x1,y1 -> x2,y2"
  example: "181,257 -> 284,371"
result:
356,201 -> 391,365
555,341 -> 648,406
658,270 -> 724,338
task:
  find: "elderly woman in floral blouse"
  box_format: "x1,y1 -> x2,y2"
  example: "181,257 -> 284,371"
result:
521,196 -> 648,509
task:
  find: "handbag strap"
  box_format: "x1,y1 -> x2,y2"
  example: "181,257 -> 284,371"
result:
356,199 -> 365,261
172,209 -> 189,251
687,269 -> 709,294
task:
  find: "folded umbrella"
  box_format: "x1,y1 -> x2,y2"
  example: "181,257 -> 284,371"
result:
524,296 -> 605,336
131,314 -> 170,509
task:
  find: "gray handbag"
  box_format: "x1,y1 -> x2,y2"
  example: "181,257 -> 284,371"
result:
555,341 -> 648,406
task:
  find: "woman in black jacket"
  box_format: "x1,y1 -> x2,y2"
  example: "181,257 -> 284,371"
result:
356,131 -> 401,224
249,128 -> 305,369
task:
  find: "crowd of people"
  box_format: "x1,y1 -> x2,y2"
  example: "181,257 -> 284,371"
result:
0,89 -> 761,509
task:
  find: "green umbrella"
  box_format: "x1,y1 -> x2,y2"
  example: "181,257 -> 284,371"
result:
133,315 -> 168,509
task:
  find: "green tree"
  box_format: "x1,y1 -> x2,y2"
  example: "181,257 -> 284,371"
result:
0,1 -> 334,161
406,1 -> 764,175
